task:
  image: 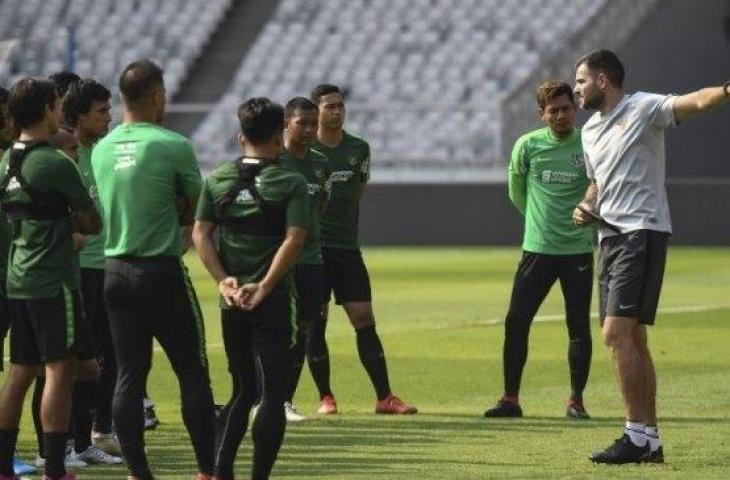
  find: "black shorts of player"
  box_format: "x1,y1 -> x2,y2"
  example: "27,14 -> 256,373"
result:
221,291 -> 296,368
294,265 -> 326,332
8,286 -> 91,365
598,229 -> 670,326
322,247 -> 372,305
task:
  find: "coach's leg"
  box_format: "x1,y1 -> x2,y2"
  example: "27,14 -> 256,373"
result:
633,325 -> 656,424
601,318 -> 647,425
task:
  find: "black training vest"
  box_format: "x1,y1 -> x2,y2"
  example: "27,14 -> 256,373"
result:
0,141 -> 69,221
214,157 -> 286,238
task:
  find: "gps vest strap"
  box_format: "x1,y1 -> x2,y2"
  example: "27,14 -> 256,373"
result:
0,141 -> 68,221
215,157 -> 286,238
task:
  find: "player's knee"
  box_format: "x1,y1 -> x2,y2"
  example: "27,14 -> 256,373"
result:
601,328 -> 632,350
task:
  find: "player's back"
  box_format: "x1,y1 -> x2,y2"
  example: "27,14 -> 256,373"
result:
92,122 -> 202,258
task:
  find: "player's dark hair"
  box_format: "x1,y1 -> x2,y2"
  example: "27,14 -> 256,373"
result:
575,49 -> 625,88
0,86 -> 9,130
119,59 -> 164,105
310,84 -> 342,105
237,97 -> 284,145
48,70 -> 81,98
63,79 -> 111,127
8,78 -> 58,129
285,96 -> 318,117
536,81 -> 575,109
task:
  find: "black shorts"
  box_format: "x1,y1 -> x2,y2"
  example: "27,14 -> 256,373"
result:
322,247 -> 372,304
294,264 -> 325,330
8,286 -> 91,364
598,229 -> 670,326
221,291 -> 295,364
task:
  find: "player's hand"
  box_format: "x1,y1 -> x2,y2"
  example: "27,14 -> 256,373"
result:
72,233 -> 86,251
234,282 -> 271,310
218,277 -> 239,307
573,202 -> 593,226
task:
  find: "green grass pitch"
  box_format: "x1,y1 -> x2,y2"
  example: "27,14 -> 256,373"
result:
4,247 -> 730,479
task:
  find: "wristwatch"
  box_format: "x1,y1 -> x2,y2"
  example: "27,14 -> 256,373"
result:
724,81 -> 730,97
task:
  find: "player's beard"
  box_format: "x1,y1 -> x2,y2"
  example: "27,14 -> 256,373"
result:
581,90 -> 604,111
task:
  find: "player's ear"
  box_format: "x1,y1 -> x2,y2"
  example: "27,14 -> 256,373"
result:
237,132 -> 245,149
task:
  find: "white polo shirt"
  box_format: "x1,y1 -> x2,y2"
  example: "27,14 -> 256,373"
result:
581,92 -> 677,240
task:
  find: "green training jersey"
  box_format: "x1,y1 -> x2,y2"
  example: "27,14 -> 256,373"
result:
313,131 -> 370,249
92,122 -> 202,258
279,148 -> 331,265
78,143 -> 105,269
196,159 -> 309,302
508,127 -> 594,255
0,145 -> 95,298
0,146 -> 12,291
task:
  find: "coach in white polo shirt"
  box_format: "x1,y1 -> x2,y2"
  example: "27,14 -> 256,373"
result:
572,49 -> 730,465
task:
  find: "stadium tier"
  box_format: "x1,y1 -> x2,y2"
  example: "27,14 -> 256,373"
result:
191,0 -> 609,178
0,0 -> 231,99
0,0 -> 660,181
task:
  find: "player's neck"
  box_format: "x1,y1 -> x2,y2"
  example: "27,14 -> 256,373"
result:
599,89 -> 625,116
123,108 -> 161,126
243,145 -> 278,161
318,127 -> 343,148
74,128 -> 97,149
284,139 -> 309,160
19,123 -> 52,142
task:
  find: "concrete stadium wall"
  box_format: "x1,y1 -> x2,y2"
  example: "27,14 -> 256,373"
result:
359,0 -> 730,246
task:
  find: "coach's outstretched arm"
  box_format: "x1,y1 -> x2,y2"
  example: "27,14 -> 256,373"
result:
193,219 -> 239,306
672,81 -> 730,123
236,226 -> 307,310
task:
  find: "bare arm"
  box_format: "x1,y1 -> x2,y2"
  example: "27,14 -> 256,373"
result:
572,180 -> 598,226
673,84 -> 730,124
176,195 -> 197,226
236,226 -> 307,310
192,220 -> 239,305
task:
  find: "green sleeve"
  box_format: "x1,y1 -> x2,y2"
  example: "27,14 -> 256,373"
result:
286,176 -> 310,228
174,140 -> 203,198
508,138 -> 528,215
362,142 -> 371,183
36,154 -> 94,211
195,179 -> 217,222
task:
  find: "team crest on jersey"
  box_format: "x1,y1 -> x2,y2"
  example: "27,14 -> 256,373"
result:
348,154 -> 358,166
571,153 -> 585,169
315,168 -> 325,180
234,189 -> 254,203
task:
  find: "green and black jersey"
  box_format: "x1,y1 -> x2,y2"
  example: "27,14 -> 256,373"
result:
508,127 -> 594,255
91,122 -> 202,258
313,131 -> 370,249
0,145 -> 95,298
78,143 -> 105,269
279,148 -> 331,265
196,159 -> 309,303
0,144 -> 12,285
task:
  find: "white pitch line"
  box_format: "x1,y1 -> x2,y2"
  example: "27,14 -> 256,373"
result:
3,304 -> 730,361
